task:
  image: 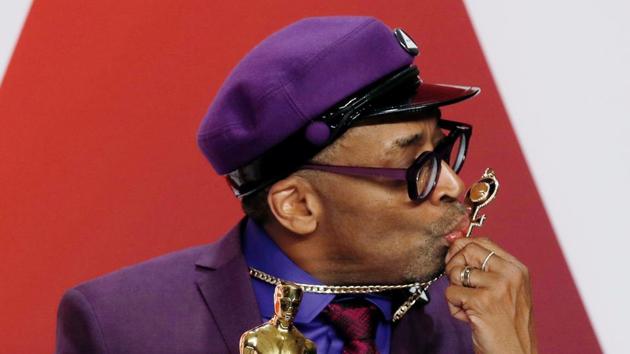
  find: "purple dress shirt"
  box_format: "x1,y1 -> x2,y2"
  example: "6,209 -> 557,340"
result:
243,219 -> 392,354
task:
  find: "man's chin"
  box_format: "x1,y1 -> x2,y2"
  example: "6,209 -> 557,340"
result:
402,248 -> 448,283
423,263 -> 447,283
403,264 -> 445,284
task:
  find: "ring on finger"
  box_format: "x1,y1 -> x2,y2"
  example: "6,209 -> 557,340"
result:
481,251 -> 496,272
460,266 -> 475,288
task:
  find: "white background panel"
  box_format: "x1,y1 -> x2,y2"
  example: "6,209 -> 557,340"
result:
0,1 -> 32,86
464,1 -> 630,353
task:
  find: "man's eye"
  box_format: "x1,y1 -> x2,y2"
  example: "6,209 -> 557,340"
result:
388,179 -> 407,189
433,136 -> 446,147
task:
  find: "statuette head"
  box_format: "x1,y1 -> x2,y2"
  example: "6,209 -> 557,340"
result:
274,282 -> 303,326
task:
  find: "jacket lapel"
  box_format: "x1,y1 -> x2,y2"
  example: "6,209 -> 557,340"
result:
391,278 -> 473,353
195,220 -> 262,353
391,304 -> 433,353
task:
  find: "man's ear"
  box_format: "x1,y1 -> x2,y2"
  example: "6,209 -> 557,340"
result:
267,175 -> 321,235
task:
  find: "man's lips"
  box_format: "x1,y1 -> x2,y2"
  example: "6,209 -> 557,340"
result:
444,216 -> 470,244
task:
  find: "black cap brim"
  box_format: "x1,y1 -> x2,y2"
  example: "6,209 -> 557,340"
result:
364,82 -> 480,118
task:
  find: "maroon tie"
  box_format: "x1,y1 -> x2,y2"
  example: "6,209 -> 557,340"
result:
323,300 -> 380,354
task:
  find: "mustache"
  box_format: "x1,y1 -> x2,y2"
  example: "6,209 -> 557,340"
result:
424,202 -> 468,238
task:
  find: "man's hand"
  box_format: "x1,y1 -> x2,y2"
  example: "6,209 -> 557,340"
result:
444,237 -> 538,354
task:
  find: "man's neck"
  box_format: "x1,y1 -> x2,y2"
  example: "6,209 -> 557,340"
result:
262,221 -> 376,285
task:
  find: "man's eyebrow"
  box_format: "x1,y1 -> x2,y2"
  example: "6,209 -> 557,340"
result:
387,133 -> 423,154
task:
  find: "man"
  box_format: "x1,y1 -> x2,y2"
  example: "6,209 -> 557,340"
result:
56,16 -> 536,353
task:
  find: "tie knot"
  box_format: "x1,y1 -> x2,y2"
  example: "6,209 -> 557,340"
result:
324,299 -> 380,347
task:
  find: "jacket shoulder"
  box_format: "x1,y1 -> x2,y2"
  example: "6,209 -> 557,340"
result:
57,241 -> 236,353
75,243 -> 212,296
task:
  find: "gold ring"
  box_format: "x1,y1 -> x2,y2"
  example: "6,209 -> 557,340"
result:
481,251 -> 496,272
461,266 -> 475,288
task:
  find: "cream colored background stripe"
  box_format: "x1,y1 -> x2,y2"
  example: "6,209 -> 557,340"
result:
465,2 -> 630,353
0,1 -> 32,86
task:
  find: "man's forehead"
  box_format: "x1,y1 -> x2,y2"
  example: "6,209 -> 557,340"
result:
354,108 -> 441,128
328,111 -> 441,165
383,118 -> 441,153
346,110 -> 441,144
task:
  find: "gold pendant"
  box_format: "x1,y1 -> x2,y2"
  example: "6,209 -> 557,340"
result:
465,168 -> 499,238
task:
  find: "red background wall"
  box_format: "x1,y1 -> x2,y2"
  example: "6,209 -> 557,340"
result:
0,1 -> 600,352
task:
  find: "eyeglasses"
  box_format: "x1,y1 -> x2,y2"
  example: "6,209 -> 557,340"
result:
300,119 -> 472,202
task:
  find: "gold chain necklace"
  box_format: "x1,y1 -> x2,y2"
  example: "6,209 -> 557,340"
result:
248,267 -> 442,322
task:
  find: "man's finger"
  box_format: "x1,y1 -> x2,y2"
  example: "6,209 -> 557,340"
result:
447,265 -> 501,288
448,301 -> 470,323
472,237 -> 529,277
446,237 -> 514,265
471,237 -> 520,264
445,241 -> 511,275
445,284 -> 486,314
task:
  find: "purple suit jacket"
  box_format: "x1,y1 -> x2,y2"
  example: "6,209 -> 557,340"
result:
56,219 -> 472,353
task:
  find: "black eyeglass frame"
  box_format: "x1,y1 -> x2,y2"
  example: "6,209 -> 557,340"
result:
301,119 -> 472,202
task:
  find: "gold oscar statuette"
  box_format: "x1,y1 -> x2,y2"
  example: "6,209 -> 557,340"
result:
465,168 -> 499,238
239,282 -> 317,354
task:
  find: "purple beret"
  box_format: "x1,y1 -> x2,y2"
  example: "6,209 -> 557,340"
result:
197,16 -> 416,175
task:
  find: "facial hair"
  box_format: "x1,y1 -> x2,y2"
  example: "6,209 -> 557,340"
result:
402,202 -> 468,283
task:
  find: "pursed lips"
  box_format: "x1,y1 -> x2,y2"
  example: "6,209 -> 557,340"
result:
443,215 -> 470,244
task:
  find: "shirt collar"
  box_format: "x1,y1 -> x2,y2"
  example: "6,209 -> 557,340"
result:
242,218 -> 392,323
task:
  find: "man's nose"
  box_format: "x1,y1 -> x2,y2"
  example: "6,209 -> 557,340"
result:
428,161 -> 465,206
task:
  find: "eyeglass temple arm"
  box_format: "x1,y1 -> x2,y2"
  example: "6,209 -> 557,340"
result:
439,118 -> 472,131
